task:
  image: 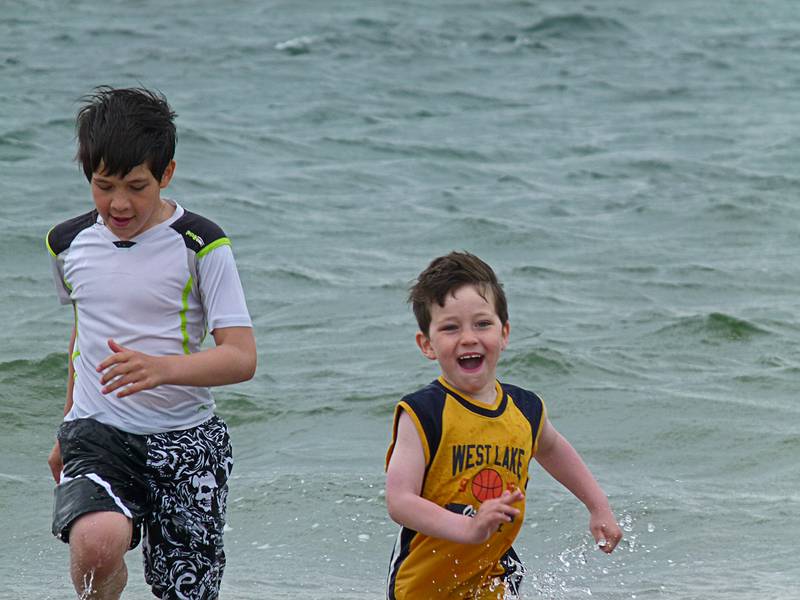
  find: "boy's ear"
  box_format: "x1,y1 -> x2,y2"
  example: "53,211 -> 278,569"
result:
500,321 -> 510,351
159,160 -> 176,189
415,331 -> 437,361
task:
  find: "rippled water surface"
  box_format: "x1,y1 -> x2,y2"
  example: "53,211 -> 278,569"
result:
2,1 -> 799,598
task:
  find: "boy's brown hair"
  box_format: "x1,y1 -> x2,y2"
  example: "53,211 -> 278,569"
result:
76,86 -> 177,182
409,251 -> 508,336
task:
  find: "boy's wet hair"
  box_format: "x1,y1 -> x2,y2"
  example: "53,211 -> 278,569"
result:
76,86 -> 176,182
409,251 -> 508,336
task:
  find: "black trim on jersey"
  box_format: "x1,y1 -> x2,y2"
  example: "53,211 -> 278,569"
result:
433,379 -> 509,418
503,383 -> 545,454
387,383 -> 447,599
401,382 -> 446,468
169,210 -> 227,254
387,527 -> 417,600
113,240 -> 136,248
48,210 -> 98,256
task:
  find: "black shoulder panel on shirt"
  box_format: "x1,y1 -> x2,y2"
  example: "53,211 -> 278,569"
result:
48,210 -> 98,256
170,210 -> 227,253
503,383 -> 545,441
402,382 -> 447,463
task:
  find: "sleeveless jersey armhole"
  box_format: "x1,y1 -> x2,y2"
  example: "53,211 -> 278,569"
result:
503,383 -> 547,457
532,399 -> 547,455
386,401 -> 431,470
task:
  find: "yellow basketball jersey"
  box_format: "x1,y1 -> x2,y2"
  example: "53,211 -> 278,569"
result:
386,377 -> 546,600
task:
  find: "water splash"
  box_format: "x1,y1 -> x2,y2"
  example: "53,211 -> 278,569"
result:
78,569 -> 95,599
524,508 -> 660,599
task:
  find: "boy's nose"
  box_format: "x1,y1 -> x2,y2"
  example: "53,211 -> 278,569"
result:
460,330 -> 478,345
109,193 -> 130,211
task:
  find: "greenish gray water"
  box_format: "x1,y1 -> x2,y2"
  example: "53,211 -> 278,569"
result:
1,1 -> 799,598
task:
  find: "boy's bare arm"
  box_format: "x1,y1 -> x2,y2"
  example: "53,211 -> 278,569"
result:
386,410 -> 523,544
97,326 -> 256,398
534,418 -> 622,552
48,323 -> 77,482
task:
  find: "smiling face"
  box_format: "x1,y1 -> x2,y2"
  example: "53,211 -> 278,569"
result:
91,161 -> 175,240
416,284 -> 510,405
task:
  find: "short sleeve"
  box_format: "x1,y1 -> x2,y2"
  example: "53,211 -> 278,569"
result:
50,257 -> 72,304
46,230 -> 72,305
196,243 -> 252,331
46,211 -> 97,306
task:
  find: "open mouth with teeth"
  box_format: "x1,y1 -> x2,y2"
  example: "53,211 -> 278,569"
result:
458,353 -> 484,371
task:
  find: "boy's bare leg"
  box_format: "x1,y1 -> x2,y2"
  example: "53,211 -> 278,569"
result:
68,511 -> 132,599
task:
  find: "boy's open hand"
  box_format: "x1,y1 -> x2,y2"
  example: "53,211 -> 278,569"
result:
589,506 -> 623,553
97,339 -> 168,398
466,488 -> 524,544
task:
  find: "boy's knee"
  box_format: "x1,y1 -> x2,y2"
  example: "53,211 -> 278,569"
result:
70,511 -> 132,570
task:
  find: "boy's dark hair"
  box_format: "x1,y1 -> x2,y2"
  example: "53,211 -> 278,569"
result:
409,251 -> 508,336
76,86 -> 177,182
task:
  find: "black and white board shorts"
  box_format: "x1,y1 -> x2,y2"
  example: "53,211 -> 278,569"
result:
52,416 -> 233,600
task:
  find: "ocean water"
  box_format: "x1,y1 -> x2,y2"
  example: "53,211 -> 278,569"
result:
2,1 -> 799,598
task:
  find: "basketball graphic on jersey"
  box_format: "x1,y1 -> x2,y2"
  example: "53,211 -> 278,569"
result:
471,468 -> 503,502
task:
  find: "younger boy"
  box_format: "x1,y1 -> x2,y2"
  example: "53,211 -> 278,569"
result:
46,87 -> 256,600
385,252 -> 621,599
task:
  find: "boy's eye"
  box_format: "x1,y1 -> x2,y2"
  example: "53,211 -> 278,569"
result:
441,324 -> 458,332
129,185 -> 147,191
476,321 -> 493,329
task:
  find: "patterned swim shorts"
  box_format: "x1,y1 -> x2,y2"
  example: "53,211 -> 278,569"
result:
52,416 -> 233,600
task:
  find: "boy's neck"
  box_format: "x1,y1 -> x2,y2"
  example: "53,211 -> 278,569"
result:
439,376 -> 500,406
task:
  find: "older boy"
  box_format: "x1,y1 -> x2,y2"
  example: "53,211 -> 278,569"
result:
385,251 -> 621,599
46,87 -> 256,599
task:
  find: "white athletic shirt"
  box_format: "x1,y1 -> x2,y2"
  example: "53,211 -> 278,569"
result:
47,200 -> 252,434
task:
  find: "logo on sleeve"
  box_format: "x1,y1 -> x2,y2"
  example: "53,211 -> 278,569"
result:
185,230 -> 205,247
